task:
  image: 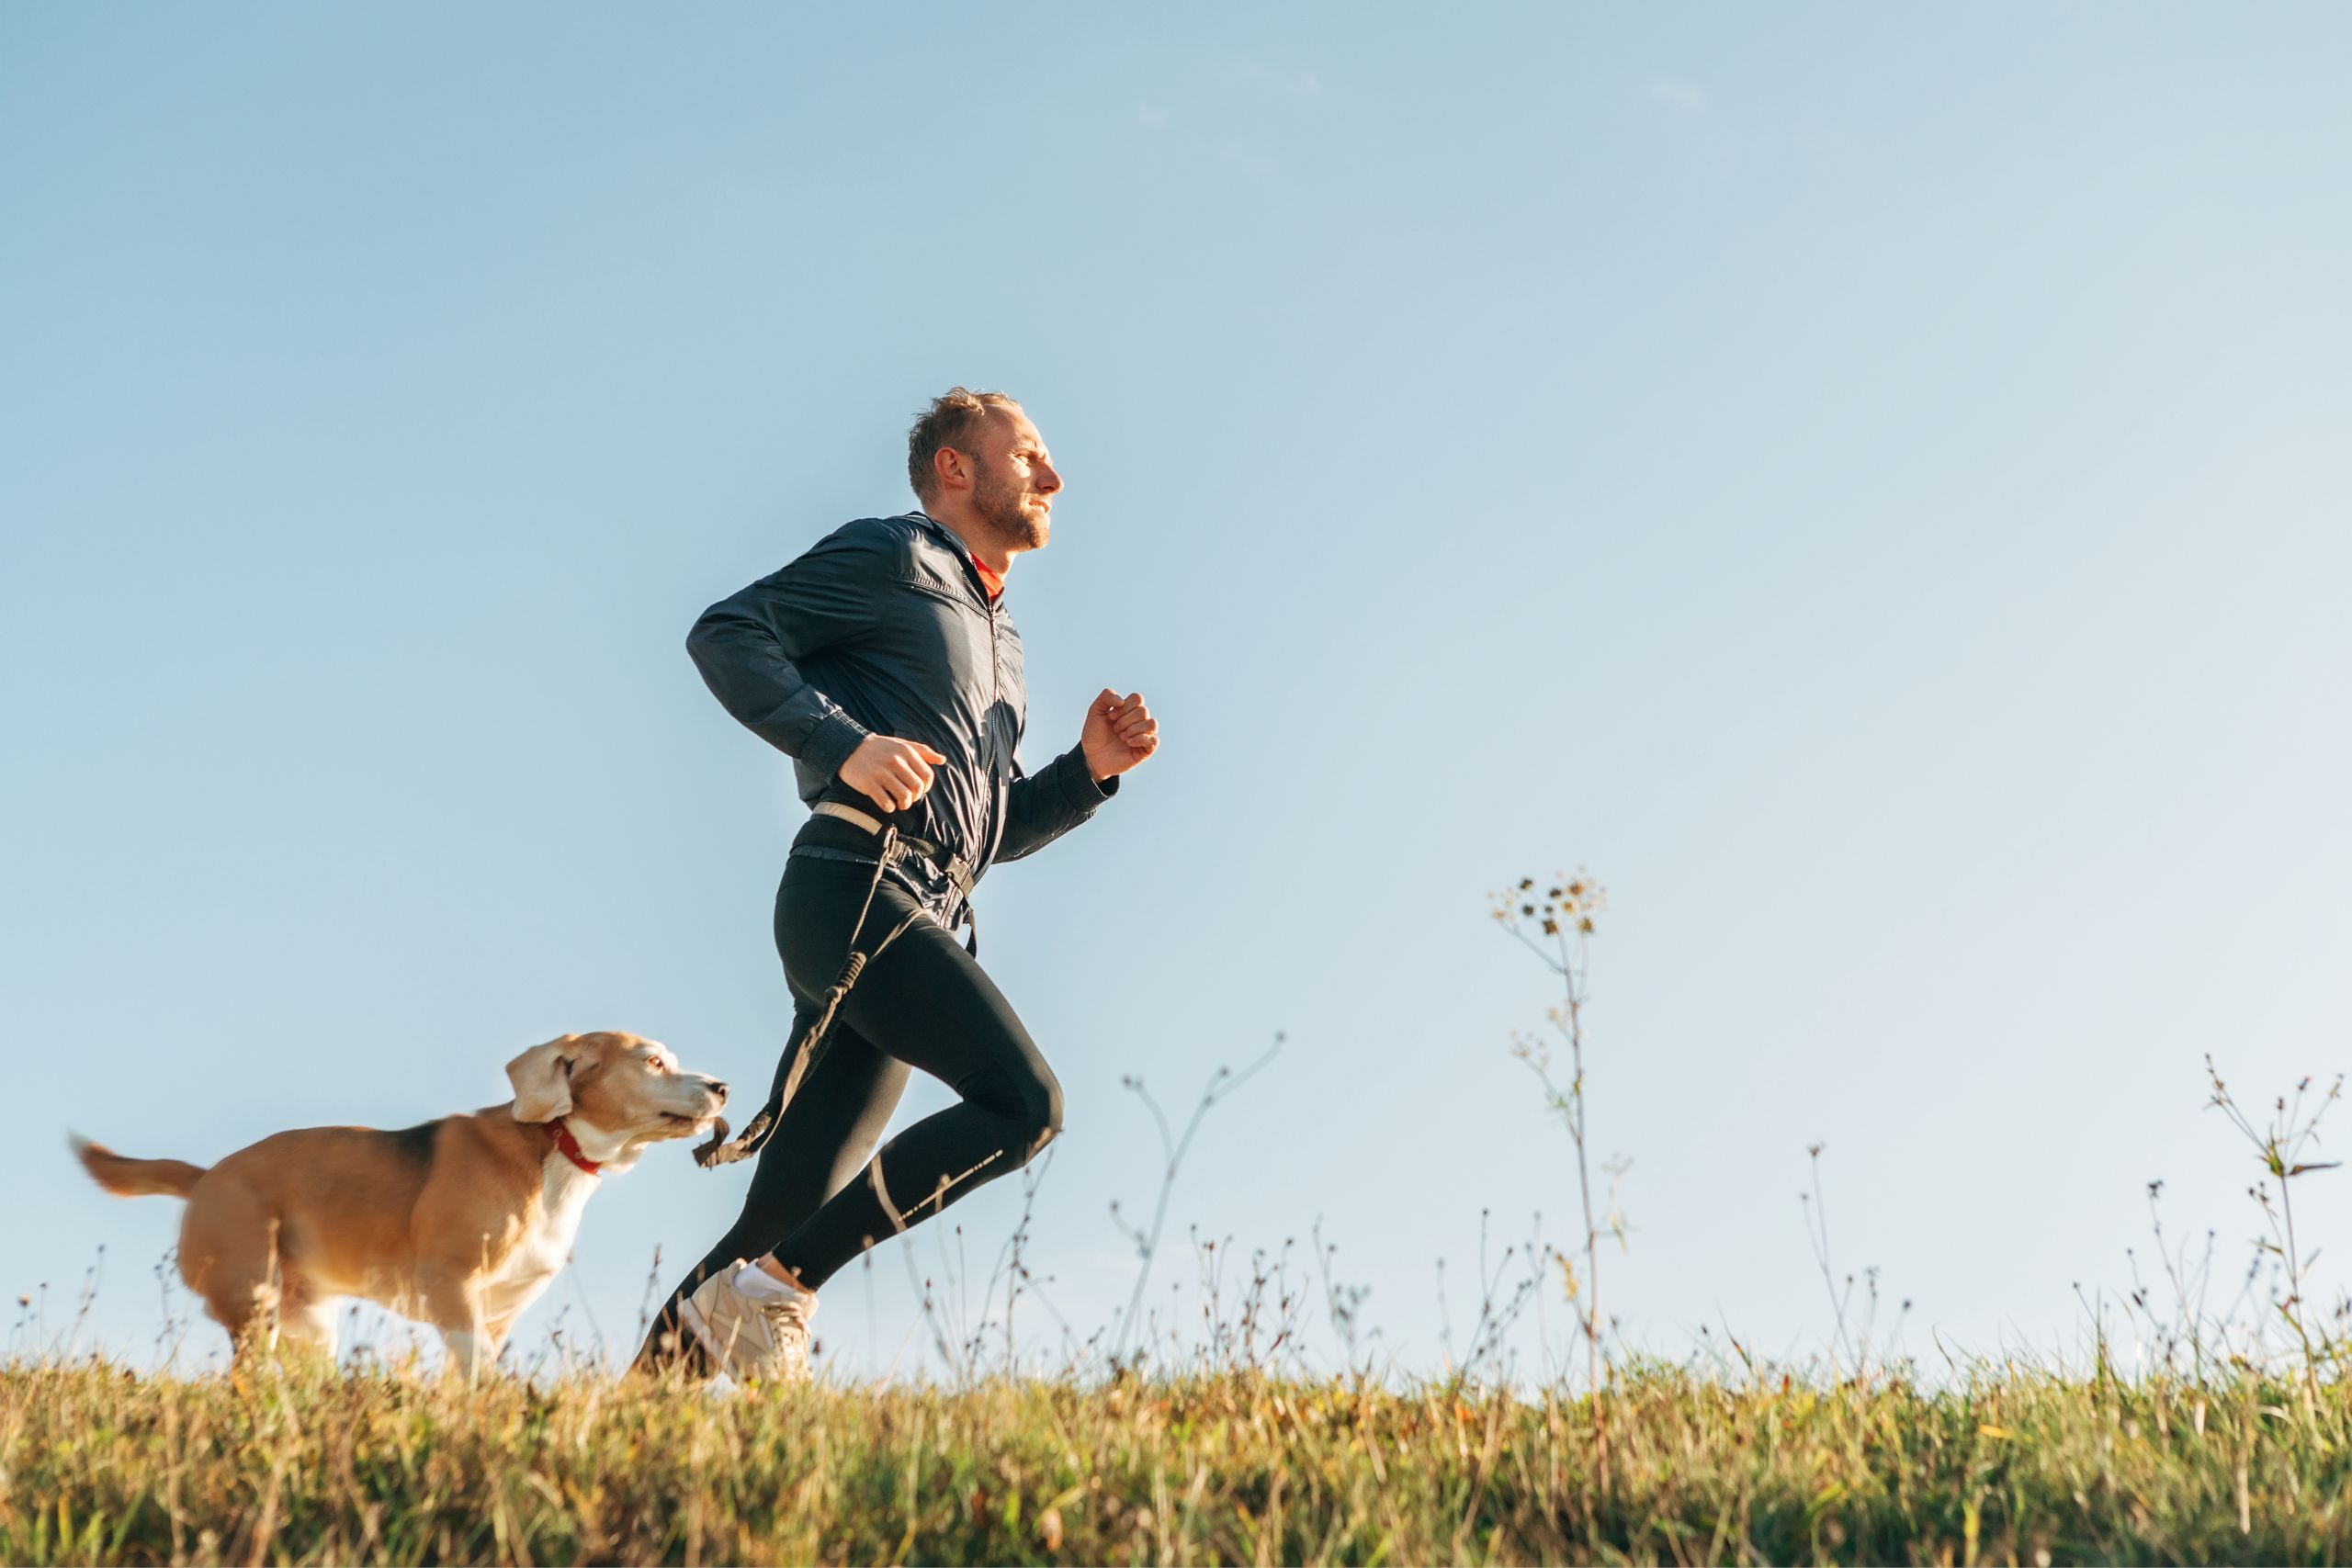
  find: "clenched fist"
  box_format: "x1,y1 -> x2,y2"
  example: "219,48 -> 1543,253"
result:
840,734 -> 949,814
1080,689 -> 1159,784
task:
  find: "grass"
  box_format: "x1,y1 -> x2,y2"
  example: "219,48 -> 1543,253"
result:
13,1355 -> 2352,1564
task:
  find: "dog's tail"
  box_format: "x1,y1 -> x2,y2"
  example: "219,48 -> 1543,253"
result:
71,1134 -> 206,1200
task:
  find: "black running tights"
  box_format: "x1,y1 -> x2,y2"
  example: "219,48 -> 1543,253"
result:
636,839 -> 1061,1368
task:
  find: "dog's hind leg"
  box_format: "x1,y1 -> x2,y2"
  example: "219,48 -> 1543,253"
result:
277,1288 -> 340,1362
176,1180 -> 285,1358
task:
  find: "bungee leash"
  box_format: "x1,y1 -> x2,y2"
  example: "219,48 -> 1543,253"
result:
691,818 -> 966,1170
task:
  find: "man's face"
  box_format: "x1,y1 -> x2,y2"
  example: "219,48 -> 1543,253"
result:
965,408 -> 1061,552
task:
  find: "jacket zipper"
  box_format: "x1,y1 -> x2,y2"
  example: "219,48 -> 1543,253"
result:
986,582 -> 1002,860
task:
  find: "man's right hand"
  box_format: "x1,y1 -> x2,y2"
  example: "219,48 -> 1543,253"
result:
838,734 -> 950,814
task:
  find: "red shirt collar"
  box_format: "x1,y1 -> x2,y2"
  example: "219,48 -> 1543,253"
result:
544,1119 -> 601,1175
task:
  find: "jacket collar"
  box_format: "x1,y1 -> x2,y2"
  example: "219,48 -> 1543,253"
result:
910,511 -> 1004,610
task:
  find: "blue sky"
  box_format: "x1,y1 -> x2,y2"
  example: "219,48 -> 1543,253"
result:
6,3 -> 2350,1377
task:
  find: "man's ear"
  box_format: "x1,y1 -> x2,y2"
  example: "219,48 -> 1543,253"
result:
933,444 -> 972,496
506,1034 -> 586,1123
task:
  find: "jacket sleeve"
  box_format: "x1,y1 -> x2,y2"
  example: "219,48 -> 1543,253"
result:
684,528 -> 883,782
995,745 -> 1119,863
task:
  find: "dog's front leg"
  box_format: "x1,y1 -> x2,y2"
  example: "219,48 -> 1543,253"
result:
417,1268 -> 494,1380
440,1325 -> 497,1379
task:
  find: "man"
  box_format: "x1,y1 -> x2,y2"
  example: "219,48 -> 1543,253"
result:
635,388 -> 1158,1383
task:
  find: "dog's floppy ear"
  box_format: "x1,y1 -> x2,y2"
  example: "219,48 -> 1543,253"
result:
507,1034 -> 587,1122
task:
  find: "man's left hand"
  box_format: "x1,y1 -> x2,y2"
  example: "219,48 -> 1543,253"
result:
1081,688 -> 1159,783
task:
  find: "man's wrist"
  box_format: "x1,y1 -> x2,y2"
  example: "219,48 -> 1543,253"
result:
1063,746 -> 1119,802
805,710 -> 873,783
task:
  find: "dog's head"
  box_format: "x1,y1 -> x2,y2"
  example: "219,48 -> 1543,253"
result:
504,1032 -> 728,1163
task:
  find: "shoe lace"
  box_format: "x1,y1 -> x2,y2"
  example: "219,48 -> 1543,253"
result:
754,1290 -> 814,1341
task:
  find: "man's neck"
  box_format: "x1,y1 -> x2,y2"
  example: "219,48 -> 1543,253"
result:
920,504 -> 1018,577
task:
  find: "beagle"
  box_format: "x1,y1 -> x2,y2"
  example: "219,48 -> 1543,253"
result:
73,1031 -> 727,1373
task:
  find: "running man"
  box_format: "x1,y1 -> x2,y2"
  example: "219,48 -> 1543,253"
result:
635,388 -> 1159,1382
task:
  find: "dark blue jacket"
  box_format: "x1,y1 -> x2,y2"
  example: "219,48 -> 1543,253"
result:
686,512 -> 1116,911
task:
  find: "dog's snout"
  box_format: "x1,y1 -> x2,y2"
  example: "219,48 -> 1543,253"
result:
706,1078 -> 729,1103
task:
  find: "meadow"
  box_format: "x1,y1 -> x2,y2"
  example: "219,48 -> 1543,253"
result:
10,877 -> 2348,1566
14,1354 -> 2352,1564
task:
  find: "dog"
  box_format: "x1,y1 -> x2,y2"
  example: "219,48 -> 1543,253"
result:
74,1031 -> 726,1373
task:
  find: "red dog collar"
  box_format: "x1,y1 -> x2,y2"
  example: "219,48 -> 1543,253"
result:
544,1119 -> 601,1176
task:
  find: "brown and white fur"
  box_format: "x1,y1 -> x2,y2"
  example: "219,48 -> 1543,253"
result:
73,1031 -> 726,1374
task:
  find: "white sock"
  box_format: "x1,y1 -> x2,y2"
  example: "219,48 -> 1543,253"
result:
734,1261 -> 815,1303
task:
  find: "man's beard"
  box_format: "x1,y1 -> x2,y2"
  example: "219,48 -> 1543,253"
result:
970,458 -> 1048,552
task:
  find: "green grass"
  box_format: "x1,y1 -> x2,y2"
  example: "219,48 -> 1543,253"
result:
10,1356 -> 2352,1564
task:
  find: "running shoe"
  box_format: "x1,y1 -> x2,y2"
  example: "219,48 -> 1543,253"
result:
677,1259 -> 818,1384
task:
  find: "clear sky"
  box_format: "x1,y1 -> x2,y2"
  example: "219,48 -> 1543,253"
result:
6,4 -> 2350,1379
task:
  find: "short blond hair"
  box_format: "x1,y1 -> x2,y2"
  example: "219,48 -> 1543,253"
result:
908,387 -> 1021,503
